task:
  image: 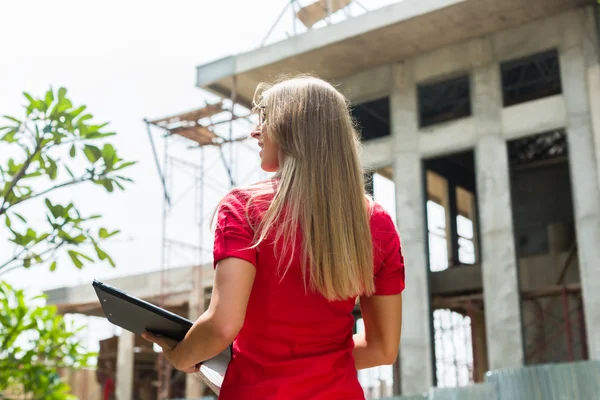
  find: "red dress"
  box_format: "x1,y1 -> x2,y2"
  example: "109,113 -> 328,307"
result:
213,185 -> 405,400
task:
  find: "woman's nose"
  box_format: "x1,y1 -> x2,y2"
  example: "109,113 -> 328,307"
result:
250,128 -> 261,139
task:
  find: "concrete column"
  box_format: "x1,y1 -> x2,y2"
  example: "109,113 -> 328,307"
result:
471,38 -> 524,369
391,61 -> 434,394
116,330 -> 135,400
559,34 -> 600,360
582,8 -> 600,192
186,265 -> 206,397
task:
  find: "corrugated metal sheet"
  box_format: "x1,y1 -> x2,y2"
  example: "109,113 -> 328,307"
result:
376,361 -> 600,400
429,383 -> 499,400
484,361 -> 600,400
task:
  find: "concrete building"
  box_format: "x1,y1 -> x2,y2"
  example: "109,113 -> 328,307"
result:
47,0 -> 600,398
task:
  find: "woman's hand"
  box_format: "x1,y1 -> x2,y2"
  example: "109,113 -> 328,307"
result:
142,332 -> 200,374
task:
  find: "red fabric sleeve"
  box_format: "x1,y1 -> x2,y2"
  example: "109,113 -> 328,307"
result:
213,190 -> 258,269
373,208 -> 406,296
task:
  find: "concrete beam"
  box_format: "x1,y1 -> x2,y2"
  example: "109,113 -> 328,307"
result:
336,64 -> 393,105
501,96 -> 567,140
413,38 -> 474,84
116,330 -> 135,400
419,118 -> 477,158
429,264 -> 482,295
491,9 -> 567,63
472,41 -> 524,369
559,35 -> 600,360
44,265 -> 215,315
361,136 -> 395,171
391,62 -> 434,395
196,0 -> 465,87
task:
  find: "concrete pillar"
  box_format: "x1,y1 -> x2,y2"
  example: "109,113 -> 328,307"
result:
581,7 -> 600,192
116,330 -> 135,400
559,32 -> 600,360
186,265 -> 206,397
471,38 -> 524,369
391,61 -> 434,394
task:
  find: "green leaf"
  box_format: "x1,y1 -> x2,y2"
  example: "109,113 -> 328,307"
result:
45,198 -> 60,219
46,157 -> 58,180
45,90 -> 54,107
77,114 -> 93,125
83,132 -> 116,140
3,115 -> 21,124
67,250 -> 83,269
101,179 -> 114,192
105,253 -> 116,267
35,233 -> 50,243
23,257 -> 31,268
13,212 -> 27,223
69,144 -> 76,158
83,145 -> 101,163
64,165 -> 75,178
58,87 -> 67,102
102,143 -> 117,170
23,92 -> 34,103
98,228 -> 121,239
87,122 -> 109,133
72,234 -> 86,244
57,97 -> 73,114
70,105 -> 86,118
4,215 -> 10,228
77,251 -> 93,262
94,244 -> 108,261
26,228 -> 37,239
1,128 -> 17,142
114,161 -> 136,171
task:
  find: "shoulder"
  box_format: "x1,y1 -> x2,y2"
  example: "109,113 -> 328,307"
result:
218,179 -> 278,216
369,201 -> 396,231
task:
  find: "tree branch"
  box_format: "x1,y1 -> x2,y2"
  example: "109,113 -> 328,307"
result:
3,176 -> 89,213
0,242 -> 65,277
0,226 -> 61,274
0,139 -> 44,215
0,246 -> 30,271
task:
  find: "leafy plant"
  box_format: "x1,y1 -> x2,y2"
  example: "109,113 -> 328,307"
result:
0,281 -> 95,399
0,87 -> 135,276
0,87 -> 135,399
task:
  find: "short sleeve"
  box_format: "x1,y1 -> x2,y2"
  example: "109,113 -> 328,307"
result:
213,190 -> 258,269
372,208 -> 406,296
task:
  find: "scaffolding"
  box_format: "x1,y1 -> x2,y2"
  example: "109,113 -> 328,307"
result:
144,77 -> 266,399
261,0 -> 368,46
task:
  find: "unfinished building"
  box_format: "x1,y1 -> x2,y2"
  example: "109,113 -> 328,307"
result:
46,0 -> 600,398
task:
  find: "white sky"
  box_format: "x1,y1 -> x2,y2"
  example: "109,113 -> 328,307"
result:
1,0 -> 399,293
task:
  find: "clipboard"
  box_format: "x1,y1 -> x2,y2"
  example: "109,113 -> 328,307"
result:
92,279 -> 230,394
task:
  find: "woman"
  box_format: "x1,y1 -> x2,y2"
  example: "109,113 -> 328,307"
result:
143,76 -> 405,399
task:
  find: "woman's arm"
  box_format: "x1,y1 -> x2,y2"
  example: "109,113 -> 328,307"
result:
169,257 -> 256,370
353,293 -> 402,370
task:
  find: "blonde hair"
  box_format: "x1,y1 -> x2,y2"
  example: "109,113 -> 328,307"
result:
213,76 -> 374,300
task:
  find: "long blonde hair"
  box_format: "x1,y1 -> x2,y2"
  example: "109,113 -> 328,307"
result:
216,76 -> 372,301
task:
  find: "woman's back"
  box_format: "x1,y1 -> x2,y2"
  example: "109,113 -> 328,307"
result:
213,186 -> 405,399
141,76 -> 404,400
